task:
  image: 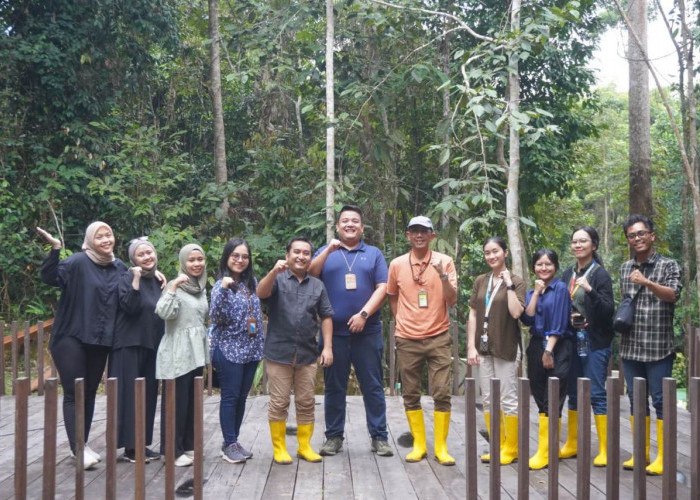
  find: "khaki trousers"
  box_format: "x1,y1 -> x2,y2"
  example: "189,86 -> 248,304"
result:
396,331 -> 452,412
478,348 -> 520,416
266,359 -> 317,424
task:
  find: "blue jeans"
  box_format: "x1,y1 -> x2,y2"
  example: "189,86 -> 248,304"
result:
320,332 -> 388,440
212,347 -> 259,445
567,346 -> 611,415
622,354 -> 674,420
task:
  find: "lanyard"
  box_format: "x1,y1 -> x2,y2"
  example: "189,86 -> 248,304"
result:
339,248 -> 360,273
409,250 -> 432,285
569,261 -> 597,298
484,274 -> 503,317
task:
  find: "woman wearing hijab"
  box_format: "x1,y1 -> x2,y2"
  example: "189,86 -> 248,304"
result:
155,244 -> 209,467
110,237 -> 166,463
38,222 -> 127,470
209,238 -> 264,463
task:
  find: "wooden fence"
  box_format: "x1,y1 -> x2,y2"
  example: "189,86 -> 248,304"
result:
7,373 -> 700,498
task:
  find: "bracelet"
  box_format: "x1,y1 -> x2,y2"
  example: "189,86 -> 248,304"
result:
544,349 -> 553,356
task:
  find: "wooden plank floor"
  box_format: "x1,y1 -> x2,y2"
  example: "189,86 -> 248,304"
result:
0,393 -> 694,499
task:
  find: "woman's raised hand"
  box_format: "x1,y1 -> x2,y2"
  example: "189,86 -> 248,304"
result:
36,227 -> 62,250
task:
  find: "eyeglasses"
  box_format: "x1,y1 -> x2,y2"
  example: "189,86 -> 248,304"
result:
626,230 -> 651,241
230,253 -> 250,261
571,239 -> 591,245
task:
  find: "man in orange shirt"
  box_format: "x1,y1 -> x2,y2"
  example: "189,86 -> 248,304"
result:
387,216 -> 458,465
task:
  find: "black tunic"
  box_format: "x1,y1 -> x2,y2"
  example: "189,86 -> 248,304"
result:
41,248 -> 127,348
561,263 -> 615,351
114,272 -> 165,350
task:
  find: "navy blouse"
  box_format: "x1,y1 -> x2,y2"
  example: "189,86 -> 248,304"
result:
521,277 -> 571,339
209,279 -> 264,364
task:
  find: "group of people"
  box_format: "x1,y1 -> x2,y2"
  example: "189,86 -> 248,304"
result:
37,208 -> 681,476
467,214 -> 681,477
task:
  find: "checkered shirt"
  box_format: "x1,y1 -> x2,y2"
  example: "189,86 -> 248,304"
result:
619,252 -> 682,362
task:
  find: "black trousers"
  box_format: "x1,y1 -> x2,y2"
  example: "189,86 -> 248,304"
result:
108,346 -> 158,449
50,336 -> 110,452
160,367 -> 203,458
526,336 -> 571,417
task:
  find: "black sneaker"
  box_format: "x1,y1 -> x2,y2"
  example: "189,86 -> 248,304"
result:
145,448 -> 160,460
121,449 -> 151,463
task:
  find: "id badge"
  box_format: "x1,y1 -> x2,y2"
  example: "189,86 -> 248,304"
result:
418,288 -> 428,308
345,273 -> 357,290
479,334 -> 489,354
247,317 -> 258,337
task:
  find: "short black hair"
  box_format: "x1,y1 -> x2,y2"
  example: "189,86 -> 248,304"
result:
286,236 -> 314,254
531,248 -> 560,271
622,214 -> 654,235
337,204 -> 363,222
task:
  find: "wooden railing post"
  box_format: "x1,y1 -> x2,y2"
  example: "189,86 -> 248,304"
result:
37,322 -> 45,396
662,377 -> 676,498
42,378 -> 58,499
23,320 -> 30,380
11,321 -> 18,393
691,377 -> 700,500
389,321 -> 396,396
135,377 -> 146,500
547,377 -> 559,500
489,378 -> 501,500
0,321 -> 5,396
165,379 -> 176,500
517,377 -> 530,500
105,377 -> 117,500
606,376 -> 621,500
464,377 -> 477,500
194,376 -> 204,500
75,377 -> 85,500
632,377 -> 646,500
451,322 -> 459,395
576,377 -> 591,500
14,377 -> 29,500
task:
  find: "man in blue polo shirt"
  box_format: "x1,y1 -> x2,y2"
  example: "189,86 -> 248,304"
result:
309,205 -> 392,457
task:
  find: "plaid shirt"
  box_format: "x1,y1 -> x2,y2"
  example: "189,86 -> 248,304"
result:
619,252 -> 682,362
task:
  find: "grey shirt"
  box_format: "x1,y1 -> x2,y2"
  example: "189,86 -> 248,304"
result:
262,270 -> 334,365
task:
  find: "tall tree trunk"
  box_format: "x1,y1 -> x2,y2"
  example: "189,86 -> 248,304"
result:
440,16 -> 451,231
208,0 -> 228,217
325,0 -> 335,243
628,0 -> 653,216
505,0 -> 528,283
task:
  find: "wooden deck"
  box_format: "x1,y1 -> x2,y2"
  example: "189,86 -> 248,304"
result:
0,394 -> 694,499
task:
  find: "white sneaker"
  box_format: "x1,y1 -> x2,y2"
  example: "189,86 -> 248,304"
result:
184,450 -> 195,458
71,449 -> 99,470
85,445 -> 101,462
174,454 -> 194,467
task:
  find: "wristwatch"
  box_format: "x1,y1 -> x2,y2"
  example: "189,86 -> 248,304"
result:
440,273 -> 449,281
544,349 -> 553,356
507,284 -> 516,291
360,310 -> 368,319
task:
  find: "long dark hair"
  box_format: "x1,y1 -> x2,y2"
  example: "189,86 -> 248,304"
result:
217,238 -> 256,294
531,248 -> 560,271
571,225 -> 604,267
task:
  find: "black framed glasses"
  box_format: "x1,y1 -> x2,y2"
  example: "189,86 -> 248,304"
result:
626,230 -> 651,241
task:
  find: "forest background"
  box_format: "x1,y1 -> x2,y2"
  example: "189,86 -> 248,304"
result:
0,1 -> 697,375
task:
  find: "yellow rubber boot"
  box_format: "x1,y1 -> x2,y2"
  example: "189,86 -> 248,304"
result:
296,423 -> 322,462
559,409 -> 578,458
480,411 -> 506,463
593,414 -> 607,467
405,409 -> 427,462
500,414 -> 519,465
434,411 -> 455,466
623,416 -> 650,470
646,419 -> 664,476
269,420 -> 292,464
529,414 -> 549,470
